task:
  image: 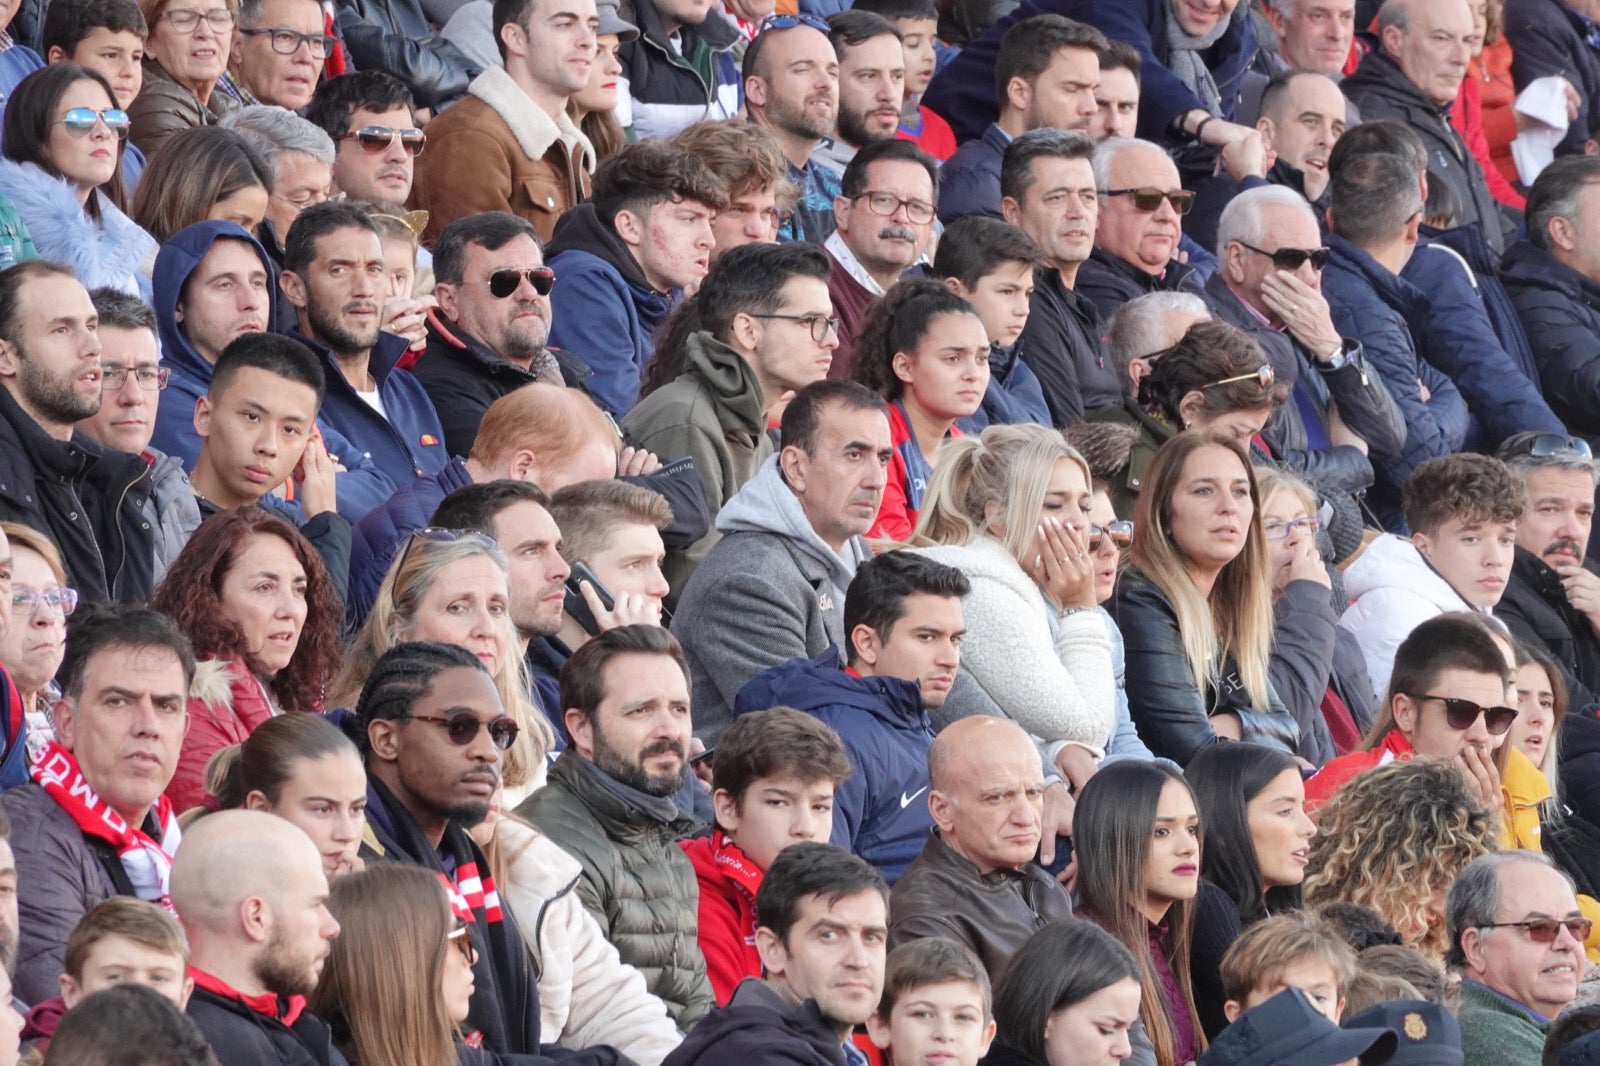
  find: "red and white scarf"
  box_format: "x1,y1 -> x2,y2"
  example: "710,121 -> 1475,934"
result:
32,740 -> 181,911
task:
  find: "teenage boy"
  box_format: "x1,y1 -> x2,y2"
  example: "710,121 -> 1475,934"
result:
867,938 -> 997,1066
851,0 -> 954,160
931,215 -> 1049,430
39,0 -> 148,186
187,332 -> 351,593
22,898 -> 193,1055
681,707 -> 853,1004
1217,913 -> 1356,1028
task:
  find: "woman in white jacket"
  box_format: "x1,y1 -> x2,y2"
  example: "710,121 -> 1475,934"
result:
907,423 -> 1117,778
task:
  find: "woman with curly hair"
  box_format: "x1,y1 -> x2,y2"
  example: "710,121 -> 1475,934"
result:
1303,758 -> 1498,958
151,506 -> 343,812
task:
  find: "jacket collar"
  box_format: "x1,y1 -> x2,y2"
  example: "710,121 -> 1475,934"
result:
467,65 -> 596,173
291,327 -> 411,397
680,329 -> 767,437
1087,245 -> 1191,292
1326,232 -> 1428,313
548,748 -> 698,836
919,827 -> 1033,887
188,966 -> 306,1026
1346,49 -> 1451,119
423,311 -> 544,380
0,383 -> 95,480
1501,240 -> 1600,307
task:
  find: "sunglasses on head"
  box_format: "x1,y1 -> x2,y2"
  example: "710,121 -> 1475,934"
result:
1478,917 -> 1593,944
1498,432 -> 1594,461
408,710 -> 521,751
56,107 -> 130,139
1102,187 -> 1195,215
339,124 -> 426,156
1203,365 -> 1275,390
485,266 -> 556,298
390,527 -> 501,606
1089,521 -> 1133,551
756,12 -> 831,32
1403,693 -> 1518,735
1236,240 -> 1331,272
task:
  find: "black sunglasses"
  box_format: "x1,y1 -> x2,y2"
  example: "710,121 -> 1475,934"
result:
1102,187 -> 1196,215
1403,693 -> 1518,736
408,711 -> 520,750
1498,432 -> 1594,461
1236,240 -> 1331,272
485,267 -> 556,298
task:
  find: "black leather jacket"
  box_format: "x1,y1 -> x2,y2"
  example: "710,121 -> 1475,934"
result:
332,0 -> 479,108
1498,547 -> 1600,698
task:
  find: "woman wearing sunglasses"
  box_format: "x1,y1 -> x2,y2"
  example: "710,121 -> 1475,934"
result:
127,0 -> 239,157
0,63 -> 155,297
1084,484 -> 1151,760
0,524 -> 74,762
331,527 -> 552,802
150,506 -> 344,812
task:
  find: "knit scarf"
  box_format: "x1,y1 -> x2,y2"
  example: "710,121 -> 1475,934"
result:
31,739 -> 180,910
1164,3 -> 1234,119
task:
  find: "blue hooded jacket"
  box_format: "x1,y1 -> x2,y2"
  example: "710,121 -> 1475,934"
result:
150,221 -> 394,521
734,649 -> 935,884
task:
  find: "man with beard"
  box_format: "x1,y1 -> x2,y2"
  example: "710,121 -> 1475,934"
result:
357,642 -> 585,1057
518,625 -> 717,1032
170,811 -> 346,1066
744,16 -> 844,244
280,202 -> 448,499
0,262 -> 155,602
811,12 -> 904,174
825,140 -> 938,373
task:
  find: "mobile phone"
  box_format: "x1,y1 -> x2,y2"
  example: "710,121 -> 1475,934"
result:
564,562 -> 615,637
690,747 -> 716,767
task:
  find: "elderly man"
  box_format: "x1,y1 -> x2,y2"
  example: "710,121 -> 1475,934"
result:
220,0 -> 329,109
219,106 -> 333,263
888,717 -> 1074,978
1340,0 -> 1518,254
1447,852 -> 1586,1062
826,139 -> 939,373
1077,138 -> 1205,321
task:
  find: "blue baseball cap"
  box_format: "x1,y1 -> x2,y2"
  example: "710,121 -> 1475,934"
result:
1198,988 -> 1398,1066
1343,1001 -> 1462,1066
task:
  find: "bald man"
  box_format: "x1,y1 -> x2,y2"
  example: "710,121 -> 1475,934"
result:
170,811 -> 346,1066
886,718 -> 1075,977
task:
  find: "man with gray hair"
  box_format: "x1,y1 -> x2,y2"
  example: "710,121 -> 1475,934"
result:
1495,431 -> 1600,696
218,0 -> 330,110
220,105 -> 334,258
1446,851 -> 1586,1063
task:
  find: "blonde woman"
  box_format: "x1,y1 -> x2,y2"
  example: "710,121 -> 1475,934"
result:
907,423 -> 1116,778
330,529 -> 551,800
1111,431 -> 1295,766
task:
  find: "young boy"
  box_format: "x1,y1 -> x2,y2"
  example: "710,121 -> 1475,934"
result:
40,0 -> 149,186
868,938 -> 996,1066
852,0 -> 956,160
22,898 -> 192,1055
1219,913 -> 1358,1025
932,215 -> 1051,431
680,707 -> 852,1004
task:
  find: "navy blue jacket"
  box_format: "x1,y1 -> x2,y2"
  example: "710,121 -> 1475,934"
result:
291,329 -> 449,500
938,123 -> 1008,224
1320,233 -> 1469,529
961,342 -> 1052,431
922,0 -> 1256,144
1501,239 -> 1600,441
734,649 -> 935,885
347,456 -> 474,623
1504,0 -> 1600,160
149,221 -> 394,522
1399,228 -> 1564,448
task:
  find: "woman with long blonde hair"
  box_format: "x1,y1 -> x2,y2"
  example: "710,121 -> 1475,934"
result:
330,530 -> 550,799
1111,430 -> 1293,765
907,423 -> 1116,776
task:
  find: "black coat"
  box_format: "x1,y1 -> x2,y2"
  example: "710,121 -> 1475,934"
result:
186,980 -> 349,1066
1497,548 -> 1600,698
1016,267 -> 1121,427
412,316 -> 553,459
1503,0 -> 1600,159
331,0 -> 478,108
663,980 -> 846,1066
1501,239 -> 1600,442
1074,247 -> 1206,325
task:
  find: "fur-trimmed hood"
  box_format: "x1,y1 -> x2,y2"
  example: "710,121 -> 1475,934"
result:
188,657 -> 240,709
0,158 -> 154,298
467,65 -> 595,174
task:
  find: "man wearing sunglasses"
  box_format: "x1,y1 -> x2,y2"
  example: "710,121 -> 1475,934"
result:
1448,852 -> 1586,1063
220,0 -> 327,110
306,71 -> 423,210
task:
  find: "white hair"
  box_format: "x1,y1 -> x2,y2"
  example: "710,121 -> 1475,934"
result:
220,105 -> 337,171
1091,137 -> 1170,190
1216,185 -> 1318,251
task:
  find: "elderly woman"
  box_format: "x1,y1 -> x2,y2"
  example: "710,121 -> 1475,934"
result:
129,0 -> 240,157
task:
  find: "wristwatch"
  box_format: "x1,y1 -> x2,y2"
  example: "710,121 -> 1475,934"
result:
1316,341 -> 1352,370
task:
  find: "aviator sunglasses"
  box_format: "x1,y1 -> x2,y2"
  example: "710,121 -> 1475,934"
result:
55,108 -> 130,139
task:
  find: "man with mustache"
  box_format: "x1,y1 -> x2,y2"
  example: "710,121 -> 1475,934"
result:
1494,432 -> 1600,697
519,625 -> 717,1031
824,139 -> 938,374
811,11 -> 905,174
279,201 -> 449,498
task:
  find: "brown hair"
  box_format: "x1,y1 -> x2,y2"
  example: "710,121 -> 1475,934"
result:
547,479 -> 672,565
64,898 -> 189,980
1,521 -> 67,586
467,383 -> 620,469
671,119 -> 795,207
559,624 -> 689,736
1401,453 -> 1526,537
204,711 -> 360,809
878,936 -> 992,1021
712,707 -> 851,810
1217,912 -> 1356,1003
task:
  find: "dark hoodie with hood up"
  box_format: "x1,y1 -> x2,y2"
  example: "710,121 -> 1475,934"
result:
545,203 -> 677,418
662,979 -> 849,1066
733,649 -> 935,885
150,221 -> 394,522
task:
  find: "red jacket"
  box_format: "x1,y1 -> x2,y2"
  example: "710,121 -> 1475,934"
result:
1303,728 -> 1414,812
898,105 -> 957,161
1452,67 -> 1525,210
166,655 -> 278,813
869,401 -> 961,543
680,831 -> 763,1005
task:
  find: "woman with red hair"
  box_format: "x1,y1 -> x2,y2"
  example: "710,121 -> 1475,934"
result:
150,506 -> 344,812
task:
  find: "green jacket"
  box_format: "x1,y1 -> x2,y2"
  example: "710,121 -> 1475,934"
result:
623,330 -> 775,595
0,190 -> 36,268
1457,978 -> 1548,1065
516,750 -> 714,1031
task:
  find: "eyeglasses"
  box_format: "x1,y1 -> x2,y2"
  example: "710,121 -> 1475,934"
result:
408,711 -> 521,751
101,364 -> 170,392
156,7 -> 236,32
390,527 -> 500,606
54,108 -> 131,140
1089,521 -> 1133,551
239,27 -> 337,57
756,13 -> 832,33
747,312 -> 841,343
448,923 -> 479,964
1263,515 -> 1322,541
12,586 -> 78,617
1499,432 -> 1594,461
483,267 -> 556,298
1235,240 -> 1331,272
1101,187 -> 1196,215
338,125 -> 426,156
1477,918 -> 1593,944
852,192 -> 937,226
1402,693 -> 1519,736
1203,365 -> 1275,390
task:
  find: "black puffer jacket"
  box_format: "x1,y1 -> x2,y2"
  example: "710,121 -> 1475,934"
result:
662,980 -> 845,1066
1498,547 -> 1600,698
332,0 -> 479,108
185,976 -> 349,1066
1501,239 -> 1600,442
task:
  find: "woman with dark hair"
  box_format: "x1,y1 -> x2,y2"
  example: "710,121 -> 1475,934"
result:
0,63 -> 154,296
1183,742 -> 1315,1037
854,278 -> 991,542
150,506 -> 344,812
1075,759 -> 1206,1066
130,124 -> 269,243
987,920 -> 1143,1066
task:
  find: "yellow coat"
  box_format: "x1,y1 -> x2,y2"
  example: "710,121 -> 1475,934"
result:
1500,746 -> 1600,963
